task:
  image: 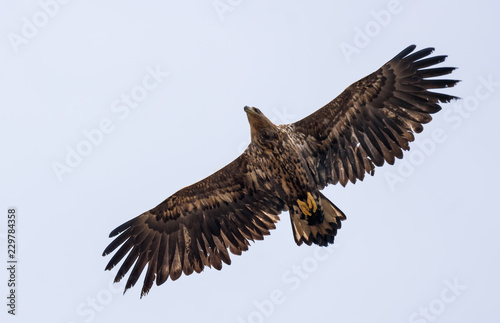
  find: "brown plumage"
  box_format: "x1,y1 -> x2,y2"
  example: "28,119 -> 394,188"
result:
103,45 -> 459,296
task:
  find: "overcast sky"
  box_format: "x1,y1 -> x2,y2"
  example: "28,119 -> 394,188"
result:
1,1 -> 499,322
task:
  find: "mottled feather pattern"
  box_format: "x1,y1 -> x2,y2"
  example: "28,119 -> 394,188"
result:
103,45 -> 458,296
292,45 -> 458,188
103,149 -> 286,297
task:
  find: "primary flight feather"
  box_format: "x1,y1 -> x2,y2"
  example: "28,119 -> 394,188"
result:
103,45 -> 459,296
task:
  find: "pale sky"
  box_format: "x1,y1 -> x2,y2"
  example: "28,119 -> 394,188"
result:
1,1 -> 499,322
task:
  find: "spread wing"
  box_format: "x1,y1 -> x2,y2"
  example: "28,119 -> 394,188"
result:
103,150 -> 286,297
291,45 -> 459,188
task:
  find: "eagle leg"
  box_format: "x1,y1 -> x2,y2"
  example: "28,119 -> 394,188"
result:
297,192 -> 318,217
306,192 -> 317,213
297,199 -> 312,216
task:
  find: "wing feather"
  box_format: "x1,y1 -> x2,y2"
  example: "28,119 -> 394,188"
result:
103,151 -> 285,296
291,45 -> 459,188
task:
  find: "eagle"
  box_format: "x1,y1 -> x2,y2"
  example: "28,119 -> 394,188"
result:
103,45 -> 458,296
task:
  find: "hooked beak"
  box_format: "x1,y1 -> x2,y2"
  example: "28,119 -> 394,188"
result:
244,106 -> 258,115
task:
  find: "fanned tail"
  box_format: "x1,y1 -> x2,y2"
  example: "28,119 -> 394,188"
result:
290,192 -> 346,246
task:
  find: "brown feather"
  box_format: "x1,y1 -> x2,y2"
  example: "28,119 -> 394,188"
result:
104,45 -> 458,296
291,44 -> 459,189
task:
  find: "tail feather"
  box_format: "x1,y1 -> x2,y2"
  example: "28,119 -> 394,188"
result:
290,192 -> 346,246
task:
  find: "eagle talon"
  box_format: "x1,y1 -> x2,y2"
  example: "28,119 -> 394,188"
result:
297,192 -> 317,217
307,192 -> 317,213
297,199 -> 312,216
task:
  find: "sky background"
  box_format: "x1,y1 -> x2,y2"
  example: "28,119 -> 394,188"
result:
1,1 -> 499,322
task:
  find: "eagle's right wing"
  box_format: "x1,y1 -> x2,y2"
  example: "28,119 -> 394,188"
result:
291,45 -> 459,188
103,150 -> 286,297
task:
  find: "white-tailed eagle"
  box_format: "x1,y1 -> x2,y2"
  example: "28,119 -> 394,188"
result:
103,45 -> 459,296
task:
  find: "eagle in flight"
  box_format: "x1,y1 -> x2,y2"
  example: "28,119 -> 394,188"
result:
103,45 -> 458,296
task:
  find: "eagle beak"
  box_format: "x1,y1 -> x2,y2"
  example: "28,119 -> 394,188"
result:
244,106 -> 258,115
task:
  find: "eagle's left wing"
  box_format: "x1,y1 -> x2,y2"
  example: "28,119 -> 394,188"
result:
290,45 -> 459,188
103,151 -> 286,297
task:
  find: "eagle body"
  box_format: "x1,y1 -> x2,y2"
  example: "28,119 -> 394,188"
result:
243,116 -> 346,246
103,45 -> 459,296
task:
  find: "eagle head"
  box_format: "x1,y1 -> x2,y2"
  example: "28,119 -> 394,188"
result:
244,106 -> 279,148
